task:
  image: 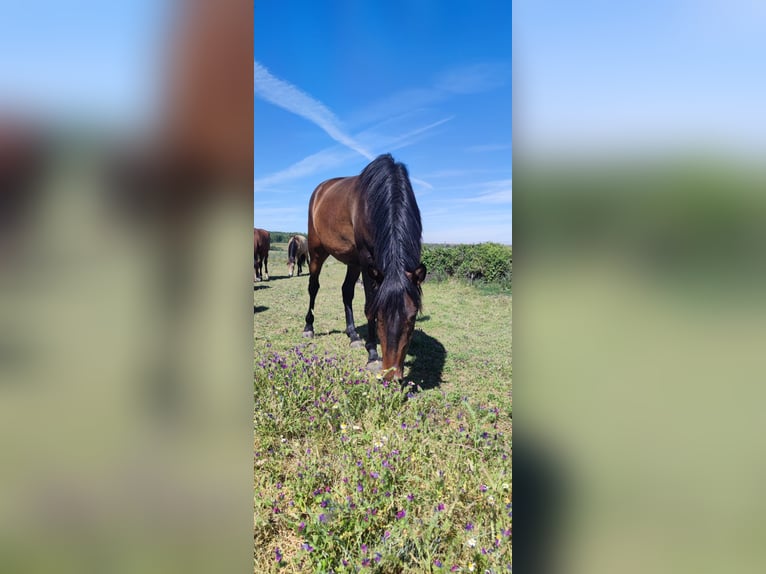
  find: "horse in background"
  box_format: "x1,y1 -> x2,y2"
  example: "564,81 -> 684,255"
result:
302,154 -> 426,381
286,234 -> 309,277
253,228 -> 270,281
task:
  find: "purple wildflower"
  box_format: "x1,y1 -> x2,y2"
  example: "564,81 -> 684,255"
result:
396,509 -> 406,519
274,547 -> 282,562
465,521 -> 474,531
302,543 -> 313,552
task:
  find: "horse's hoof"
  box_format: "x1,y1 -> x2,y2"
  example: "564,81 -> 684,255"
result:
350,339 -> 364,349
366,360 -> 382,372
302,330 -> 314,338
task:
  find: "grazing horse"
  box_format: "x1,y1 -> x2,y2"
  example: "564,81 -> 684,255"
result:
253,228 -> 270,281
302,154 -> 426,380
286,234 -> 309,277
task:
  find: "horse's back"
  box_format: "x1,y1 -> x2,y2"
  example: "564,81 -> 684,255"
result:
254,228 -> 270,255
308,177 -> 362,263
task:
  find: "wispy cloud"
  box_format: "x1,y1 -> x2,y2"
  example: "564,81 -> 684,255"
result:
387,116 -> 454,151
254,116 -> 453,192
348,61 -> 510,128
423,208 -> 512,244
435,62 -> 511,95
465,179 -> 513,204
254,147 -> 356,192
465,143 -> 512,153
425,223 -> 512,245
420,167 -> 511,179
254,60 -> 373,159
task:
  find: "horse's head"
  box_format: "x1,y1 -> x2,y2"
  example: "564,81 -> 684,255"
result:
372,263 -> 427,380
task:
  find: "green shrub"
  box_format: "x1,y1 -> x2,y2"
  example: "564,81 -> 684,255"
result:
422,243 -> 512,289
267,231 -> 308,244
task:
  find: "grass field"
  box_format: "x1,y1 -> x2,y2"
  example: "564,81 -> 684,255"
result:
254,245 -> 512,573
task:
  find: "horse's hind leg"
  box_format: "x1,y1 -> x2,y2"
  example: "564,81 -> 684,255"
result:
342,265 -> 363,348
263,253 -> 269,280
303,251 -> 328,337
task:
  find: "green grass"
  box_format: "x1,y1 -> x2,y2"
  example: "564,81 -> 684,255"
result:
254,246 -> 512,573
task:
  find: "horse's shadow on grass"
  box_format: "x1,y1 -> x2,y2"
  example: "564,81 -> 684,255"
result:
253,283 -> 271,291
263,273 -> 307,282
306,329 -> 345,338
356,320 -> 446,392
254,305 -> 269,313
404,329 -> 446,391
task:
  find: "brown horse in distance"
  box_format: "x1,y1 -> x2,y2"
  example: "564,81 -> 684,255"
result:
302,154 -> 426,381
253,228 -> 270,282
286,234 -> 309,277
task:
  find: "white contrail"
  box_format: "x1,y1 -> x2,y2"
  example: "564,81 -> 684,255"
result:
253,116 -> 453,191
254,60 -> 374,160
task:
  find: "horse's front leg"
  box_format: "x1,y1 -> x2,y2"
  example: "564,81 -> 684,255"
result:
362,270 -> 380,367
342,265 -> 363,348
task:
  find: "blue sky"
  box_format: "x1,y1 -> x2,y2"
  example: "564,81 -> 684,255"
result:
517,1 -> 766,155
4,2 -> 762,245
253,1 -> 512,244
0,1 -> 165,127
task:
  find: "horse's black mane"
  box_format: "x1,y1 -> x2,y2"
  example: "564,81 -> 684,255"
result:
360,154 -> 423,319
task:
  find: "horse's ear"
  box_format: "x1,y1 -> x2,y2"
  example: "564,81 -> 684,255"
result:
407,263 -> 427,286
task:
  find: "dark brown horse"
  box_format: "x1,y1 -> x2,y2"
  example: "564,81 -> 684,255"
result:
286,234 -> 309,277
302,154 -> 426,380
253,228 -> 270,282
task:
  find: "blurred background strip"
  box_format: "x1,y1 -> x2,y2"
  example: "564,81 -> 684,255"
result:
0,1 -> 253,573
